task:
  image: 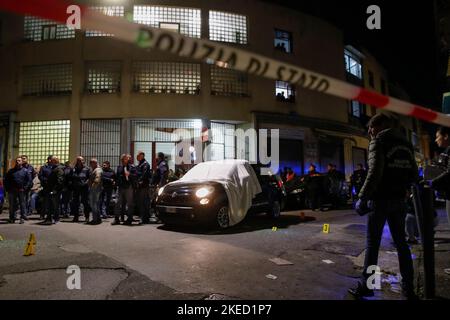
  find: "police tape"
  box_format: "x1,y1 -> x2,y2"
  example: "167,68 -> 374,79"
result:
2,0 -> 449,127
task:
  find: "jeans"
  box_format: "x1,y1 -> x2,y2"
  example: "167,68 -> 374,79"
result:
136,187 -> 150,222
47,191 -> 61,222
363,199 -> 414,290
114,187 -> 134,221
30,192 -> 39,212
88,187 -> 103,222
405,213 -> 418,240
100,188 -> 113,217
60,189 -> 72,216
8,191 -> 27,221
71,188 -> 90,219
24,190 -> 32,215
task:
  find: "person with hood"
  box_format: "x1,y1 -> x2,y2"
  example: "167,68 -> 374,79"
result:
69,156 -> 91,223
349,113 -> 418,300
44,156 -> 65,225
4,157 -> 30,224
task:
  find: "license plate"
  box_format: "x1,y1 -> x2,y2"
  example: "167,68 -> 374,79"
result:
165,207 -> 177,213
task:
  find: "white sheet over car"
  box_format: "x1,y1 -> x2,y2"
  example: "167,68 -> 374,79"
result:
177,160 -> 262,226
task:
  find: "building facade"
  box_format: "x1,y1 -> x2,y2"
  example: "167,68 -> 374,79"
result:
0,0 -> 420,178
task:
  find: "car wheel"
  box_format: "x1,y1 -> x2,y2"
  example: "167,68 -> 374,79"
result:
216,206 -> 230,229
269,201 -> 281,219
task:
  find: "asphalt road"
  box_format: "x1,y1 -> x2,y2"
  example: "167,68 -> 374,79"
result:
0,208 -> 449,300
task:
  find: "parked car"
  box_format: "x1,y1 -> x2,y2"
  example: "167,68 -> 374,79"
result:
156,160 -> 286,229
0,177 -> 4,213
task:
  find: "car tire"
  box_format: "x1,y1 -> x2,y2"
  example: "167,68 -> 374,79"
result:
216,206 -> 230,229
269,201 -> 281,219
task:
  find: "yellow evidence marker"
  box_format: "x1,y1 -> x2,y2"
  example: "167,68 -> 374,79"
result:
322,224 -> 330,234
23,233 -> 36,256
0,235 -> 4,241
272,227 -> 278,232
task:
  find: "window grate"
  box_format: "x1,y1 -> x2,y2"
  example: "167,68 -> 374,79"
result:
133,5 -> 201,38
86,61 -> 122,94
132,61 -> 201,95
80,119 -> 121,168
86,6 -> 125,37
209,11 -> 247,44
19,120 -> 70,168
24,16 -> 75,41
210,66 -> 249,97
22,64 -> 72,96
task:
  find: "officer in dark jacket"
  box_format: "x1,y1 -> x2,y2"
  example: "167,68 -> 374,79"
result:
112,154 -> 137,225
38,155 -> 54,219
429,127 -> 450,226
152,152 -> 168,188
21,155 -> 35,215
69,156 -> 91,222
326,164 -> 345,209
100,161 -> 116,218
44,156 -> 65,225
4,157 -> 30,224
349,114 -> 418,300
136,151 -> 152,224
60,161 -> 72,218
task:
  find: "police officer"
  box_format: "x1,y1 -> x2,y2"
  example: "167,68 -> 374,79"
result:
136,151 -> 152,224
112,154 -> 137,226
87,158 -> 103,225
152,152 -> 168,188
21,155 -> 35,216
38,155 -> 54,220
60,161 -> 72,218
69,156 -> 91,223
350,164 -> 367,202
44,156 -> 65,225
4,157 -> 30,224
349,113 -> 418,299
100,161 -> 116,218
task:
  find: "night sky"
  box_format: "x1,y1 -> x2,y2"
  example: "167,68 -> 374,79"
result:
265,0 -> 440,110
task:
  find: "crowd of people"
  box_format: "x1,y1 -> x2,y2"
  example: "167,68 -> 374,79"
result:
3,151 -> 174,226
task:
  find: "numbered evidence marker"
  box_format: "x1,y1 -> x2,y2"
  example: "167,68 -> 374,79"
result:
0,235 -> 4,241
322,224 -> 330,234
23,233 -> 36,256
272,227 -> 278,232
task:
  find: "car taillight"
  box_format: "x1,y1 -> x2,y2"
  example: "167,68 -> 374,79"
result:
278,180 -> 283,188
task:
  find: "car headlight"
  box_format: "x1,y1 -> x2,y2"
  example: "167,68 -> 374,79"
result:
291,189 -> 303,194
158,186 -> 165,196
195,187 -> 213,198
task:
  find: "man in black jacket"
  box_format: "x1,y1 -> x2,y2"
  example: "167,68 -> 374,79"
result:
4,157 -> 30,224
100,161 -> 116,218
429,127 -> 450,226
44,156 -> 65,225
38,155 -> 53,219
349,113 -> 418,300
112,154 -> 137,225
69,156 -> 91,222
21,155 -> 35,216
350,164 -> 367,202
136,152 -> 152,224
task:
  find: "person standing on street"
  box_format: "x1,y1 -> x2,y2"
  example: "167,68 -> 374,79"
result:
60,161 -> 72,218
38,155 -> 54,219
100,161 -> 116,219
87,158 -> 103,225
69,156 -> 91,223
136,152 -> 152,224
21,155 -> 35,216
44,156 -> 65,225
112,154 -> 137,226
349,113 -> 418,300
152,152 -> 168,188
351,164 -> 367,202
4,157 -> 30,224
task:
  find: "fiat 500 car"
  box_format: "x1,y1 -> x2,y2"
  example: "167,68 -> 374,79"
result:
156,160 -> 285,229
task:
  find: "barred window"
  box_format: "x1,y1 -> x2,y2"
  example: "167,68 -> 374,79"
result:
275,81 -> 295,103
133,6 -> 201,38
81,119 -> 121,168
210,66 -> 249,97
86,61 -> 121,94
209,11 -> 248,44
211,122 -> 235,161
132,61 -> 201,95
24,16 -> 75,41
86,6 -> 125,37
19,120 -> 70,168
22,64 -> 72,96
